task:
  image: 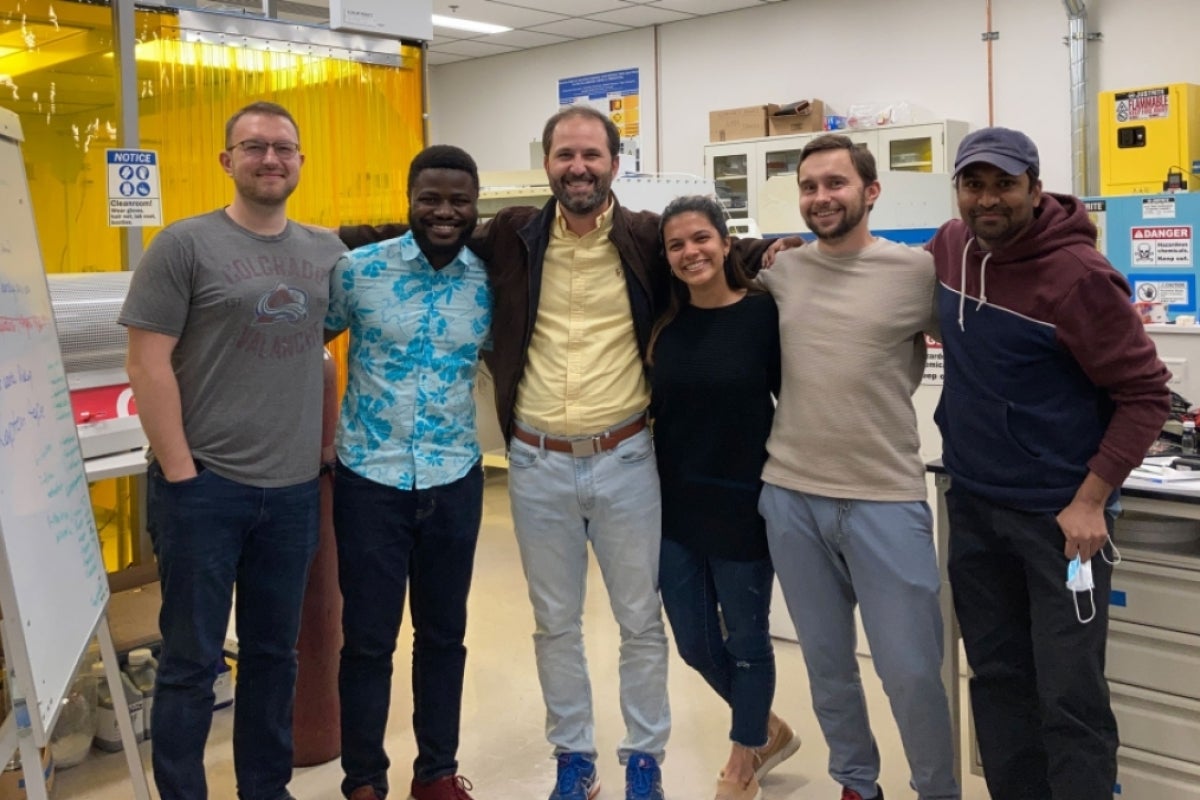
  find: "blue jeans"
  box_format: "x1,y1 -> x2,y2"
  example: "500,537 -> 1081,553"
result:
333,461 -> 483,796
760,485 -> 959,800
947,487 -> 1117,800
658,538 -> 775,748
147,461 -> 319,800
506,425 -> 670,763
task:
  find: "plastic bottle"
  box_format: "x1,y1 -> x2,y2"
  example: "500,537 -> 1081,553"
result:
1183,420 -> 1197,454
94,661 -> 144,751
123,648 -> 157,740
50,652 -> 99,769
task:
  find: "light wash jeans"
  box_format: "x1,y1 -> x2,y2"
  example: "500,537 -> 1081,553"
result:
506,424 -> 670,764
759,484 -> 960,800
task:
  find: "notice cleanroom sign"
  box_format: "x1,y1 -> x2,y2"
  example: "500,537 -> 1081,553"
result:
106,149 -> 162,227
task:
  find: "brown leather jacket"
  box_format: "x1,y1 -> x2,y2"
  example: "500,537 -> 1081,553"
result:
339,196 -> 771,444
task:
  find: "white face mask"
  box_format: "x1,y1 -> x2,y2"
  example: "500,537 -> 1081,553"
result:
1066,555 -> 1096,624
1099,537 -> 1122,566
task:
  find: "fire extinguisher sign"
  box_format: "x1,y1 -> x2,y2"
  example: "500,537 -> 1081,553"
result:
1114,87 -> 1169,122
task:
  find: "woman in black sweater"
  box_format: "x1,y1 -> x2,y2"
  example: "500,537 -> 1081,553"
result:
648,196 -> 797,800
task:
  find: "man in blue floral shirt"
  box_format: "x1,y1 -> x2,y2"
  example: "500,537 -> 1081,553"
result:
324,145 -> 491,800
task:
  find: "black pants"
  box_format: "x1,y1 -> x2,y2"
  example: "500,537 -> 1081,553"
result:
946,487 -> 1118,800
333,461 -> 484,797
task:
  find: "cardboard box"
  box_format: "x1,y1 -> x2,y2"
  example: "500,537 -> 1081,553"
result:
709,104 -> 778,142
768,99 -> 827,136
0,748 -> 54,800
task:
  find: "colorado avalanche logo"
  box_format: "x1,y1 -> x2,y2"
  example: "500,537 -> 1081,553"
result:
254,283 -> 309,325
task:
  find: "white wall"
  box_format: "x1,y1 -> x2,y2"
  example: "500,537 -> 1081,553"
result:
429,28 -> 656,175
429,0 -> 1200,197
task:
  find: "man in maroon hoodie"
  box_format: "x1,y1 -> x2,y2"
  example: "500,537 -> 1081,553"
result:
926,127 -> 1171,800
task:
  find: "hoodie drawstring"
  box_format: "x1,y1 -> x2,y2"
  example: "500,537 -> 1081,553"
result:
957,236 -> 991,331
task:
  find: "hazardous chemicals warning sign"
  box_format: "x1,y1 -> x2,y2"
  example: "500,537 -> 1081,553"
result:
1131,226 -> 1193,266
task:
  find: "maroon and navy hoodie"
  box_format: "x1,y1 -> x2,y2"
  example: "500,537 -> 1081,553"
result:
927,192 -> 1171,513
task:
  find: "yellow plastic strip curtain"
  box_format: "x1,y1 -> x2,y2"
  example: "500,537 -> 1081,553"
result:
143,18 -> 423,233
0,1 -> 424,274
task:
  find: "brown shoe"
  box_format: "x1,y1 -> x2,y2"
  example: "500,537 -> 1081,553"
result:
349,787 -> 382,800
410,775 -> 475,800
753,712 -> 801,781
715,772 -> 762,800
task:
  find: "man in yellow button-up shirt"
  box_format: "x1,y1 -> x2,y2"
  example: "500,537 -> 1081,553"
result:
505,108 -> 668,800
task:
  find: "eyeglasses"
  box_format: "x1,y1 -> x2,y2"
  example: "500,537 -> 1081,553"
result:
227,139 -> 301,159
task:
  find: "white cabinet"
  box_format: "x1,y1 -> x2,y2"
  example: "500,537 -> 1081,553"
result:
704,120 -> 967,223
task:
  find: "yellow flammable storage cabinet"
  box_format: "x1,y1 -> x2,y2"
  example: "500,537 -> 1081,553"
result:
1099,83 -> 1200,195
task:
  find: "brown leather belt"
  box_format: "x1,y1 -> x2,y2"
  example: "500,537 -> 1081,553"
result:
512,416 -> 648,457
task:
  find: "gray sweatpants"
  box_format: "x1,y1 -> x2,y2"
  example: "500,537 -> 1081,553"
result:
759,483 -> 960,800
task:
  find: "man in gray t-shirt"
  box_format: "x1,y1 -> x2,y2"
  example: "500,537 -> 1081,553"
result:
118,101 -> 344,800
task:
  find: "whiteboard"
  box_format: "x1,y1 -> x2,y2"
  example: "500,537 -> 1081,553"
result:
613,174 -> 716,214
0,107 -> 109,743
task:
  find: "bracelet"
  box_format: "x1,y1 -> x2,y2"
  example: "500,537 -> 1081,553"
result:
319,461 -> 336,477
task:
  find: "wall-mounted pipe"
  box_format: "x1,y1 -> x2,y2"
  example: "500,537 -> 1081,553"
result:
986,0 -> 995,125
1063,0 -> 1090,195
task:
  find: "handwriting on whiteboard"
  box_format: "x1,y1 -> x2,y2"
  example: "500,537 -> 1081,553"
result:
0,315 -> 48,334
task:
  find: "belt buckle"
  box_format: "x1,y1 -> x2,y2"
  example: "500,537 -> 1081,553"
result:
570,436 -> 600,458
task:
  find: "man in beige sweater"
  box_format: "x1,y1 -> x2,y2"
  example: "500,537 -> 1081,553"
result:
756,134 -> 958,800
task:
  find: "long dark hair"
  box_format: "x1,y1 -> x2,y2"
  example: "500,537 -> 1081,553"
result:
646,195 -> 757,366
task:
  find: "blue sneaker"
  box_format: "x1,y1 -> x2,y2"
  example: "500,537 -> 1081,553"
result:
550,752 -> 601,800
625,752 -> 665,800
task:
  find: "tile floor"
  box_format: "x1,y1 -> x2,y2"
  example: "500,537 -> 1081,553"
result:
53,474 -> 991,799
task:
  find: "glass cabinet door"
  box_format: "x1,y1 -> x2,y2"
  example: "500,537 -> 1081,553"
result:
876,124 -> 946,173
711,152 -> 749,218
886,136 -> 935,171
763,147 -> 802,182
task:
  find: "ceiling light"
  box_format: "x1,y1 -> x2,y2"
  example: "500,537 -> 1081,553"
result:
431,14 -> 511,35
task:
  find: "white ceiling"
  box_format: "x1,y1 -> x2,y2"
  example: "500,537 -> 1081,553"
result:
425,0 -> 787,65
195,0 -> 788,65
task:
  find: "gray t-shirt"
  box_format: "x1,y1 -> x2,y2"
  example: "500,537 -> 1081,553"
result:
118,209 -> 345,487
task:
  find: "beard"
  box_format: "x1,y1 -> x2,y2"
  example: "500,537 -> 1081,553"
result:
235,173 -> 297,208
803,196 -> 868,243
551,172 -> 612,216
410,221 -> 475,264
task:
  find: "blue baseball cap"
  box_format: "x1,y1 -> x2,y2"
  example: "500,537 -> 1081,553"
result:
953,126 -> 1040,180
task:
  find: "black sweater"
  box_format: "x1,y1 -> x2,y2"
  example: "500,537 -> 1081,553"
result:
649,292 -> 781,561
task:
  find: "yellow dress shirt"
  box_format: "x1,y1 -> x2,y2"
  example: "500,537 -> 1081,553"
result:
514,203 -> 650,436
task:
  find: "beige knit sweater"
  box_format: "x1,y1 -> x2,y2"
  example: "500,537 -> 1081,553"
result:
758,238 -> 937,501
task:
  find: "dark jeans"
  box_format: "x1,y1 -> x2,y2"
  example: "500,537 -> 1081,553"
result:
334,461 -> 483,797
946,487 -> 1118,800
658,537 -> 775,748
147,461 -> 319,800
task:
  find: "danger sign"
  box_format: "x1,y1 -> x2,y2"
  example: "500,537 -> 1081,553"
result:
1115,87 -> 1169,122
1131,226 -> 1193,267
921,334 -> 944,386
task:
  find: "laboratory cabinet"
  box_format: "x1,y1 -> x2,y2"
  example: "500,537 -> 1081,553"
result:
704,120 -> 967,222
1103,529 -> 1200,797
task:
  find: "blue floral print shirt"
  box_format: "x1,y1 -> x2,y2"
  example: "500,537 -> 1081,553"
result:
326,232 -> 492,489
